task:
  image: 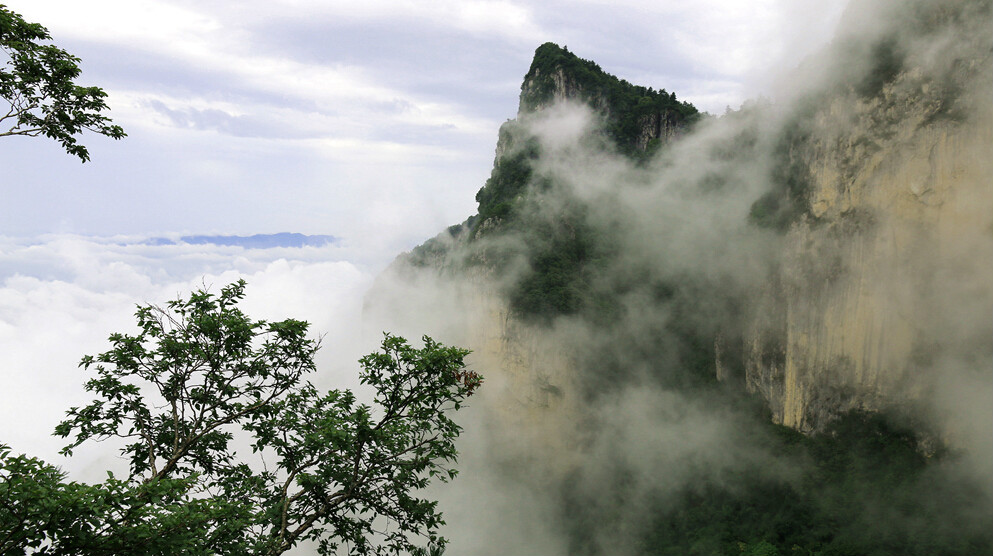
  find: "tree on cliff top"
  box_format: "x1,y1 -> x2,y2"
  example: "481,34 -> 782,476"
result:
1,5 -> 125,161
0,280 -> 480,555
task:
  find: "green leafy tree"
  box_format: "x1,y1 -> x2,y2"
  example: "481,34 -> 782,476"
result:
0,280 -> 480,555
1,4 -> 125,161
1,444 -> 246,555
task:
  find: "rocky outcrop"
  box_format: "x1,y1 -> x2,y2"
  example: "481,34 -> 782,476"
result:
744,29 -> 993,430
382,2 -> 991,443
516,42 -> 697,154
518,64 -> 683,151
519,66 -> 608,116
634,110 -> 680,150
370,5 -> 992,552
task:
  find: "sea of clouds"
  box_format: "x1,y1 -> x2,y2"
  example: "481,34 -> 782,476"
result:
0,233 -> 388,480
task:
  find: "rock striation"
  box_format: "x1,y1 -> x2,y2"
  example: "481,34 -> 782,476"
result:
743,2 -> 993,430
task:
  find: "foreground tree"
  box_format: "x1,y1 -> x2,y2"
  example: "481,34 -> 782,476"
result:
0,280 -> 480,555
1,5 -> 125,161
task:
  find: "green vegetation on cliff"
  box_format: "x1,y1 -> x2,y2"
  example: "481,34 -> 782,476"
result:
560,407 -> 991,556
474,43 -> 701,238
464,43 -> 705,322
474,120 -> 542,228
522,42 -> 700,156
397,23 -> 993,554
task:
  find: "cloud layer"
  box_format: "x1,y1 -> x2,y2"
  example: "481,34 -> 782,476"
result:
0,235 -> 378,478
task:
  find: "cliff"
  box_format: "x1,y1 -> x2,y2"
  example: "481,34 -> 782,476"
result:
518,43 -> 696,153
367,3 -> 993,551
744,1 -> 993,431
470,43 -> 699,243
376,0 -> 992,453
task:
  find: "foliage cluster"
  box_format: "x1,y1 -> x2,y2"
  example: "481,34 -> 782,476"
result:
0,281 -> 480,555
749,109 -> 816,232
473,120 -> 543,231
0,5 -> 124,161
504,200 -> 606,321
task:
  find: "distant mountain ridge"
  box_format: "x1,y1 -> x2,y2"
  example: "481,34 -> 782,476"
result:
144,233 -> 337,249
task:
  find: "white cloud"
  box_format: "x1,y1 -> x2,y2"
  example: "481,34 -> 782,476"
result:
13,0 -> 221,46
0,0 -> 849,245
6,0 -> 499,145
549,0 -> 780,76
257,0 -> 545,43
532,0 -> 844,102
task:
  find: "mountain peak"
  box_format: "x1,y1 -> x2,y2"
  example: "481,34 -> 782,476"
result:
517,42 -> 700,155
519,42 -> 608,113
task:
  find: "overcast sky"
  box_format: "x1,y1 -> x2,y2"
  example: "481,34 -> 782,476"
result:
2,0 -> 846,251
0,0 -> 846,472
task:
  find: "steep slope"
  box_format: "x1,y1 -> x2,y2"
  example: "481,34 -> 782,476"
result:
517,43 -> 699,155
404,43 -> 702,321
744,0 -> 993,432
370,42 -> 708,480
366,2 -> 992,553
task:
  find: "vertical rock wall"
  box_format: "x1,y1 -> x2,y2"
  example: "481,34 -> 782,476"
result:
746,59 -> 993,430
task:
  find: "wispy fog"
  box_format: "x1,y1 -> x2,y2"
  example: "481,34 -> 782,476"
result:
365,0 -> 993,552
1,0 -> 989,554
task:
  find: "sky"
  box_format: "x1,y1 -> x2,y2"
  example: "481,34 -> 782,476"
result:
0,0 -> 846,473
1,0 -> 846,247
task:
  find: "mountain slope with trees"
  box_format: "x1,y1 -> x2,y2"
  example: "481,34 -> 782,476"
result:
382,3 -> 993,551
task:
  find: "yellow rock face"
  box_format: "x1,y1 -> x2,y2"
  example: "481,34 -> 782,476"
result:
749,59 -> 993,431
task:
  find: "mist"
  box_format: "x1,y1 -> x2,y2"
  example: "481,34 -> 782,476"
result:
365,0 -> 993,553
0,235 -> 381,483
2,0 -> 989,553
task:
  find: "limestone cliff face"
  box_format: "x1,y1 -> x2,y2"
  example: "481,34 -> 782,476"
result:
477,14 -> 992,436
381,5 -> 990,446
635,110 -> 681,150
519,66 -> 608,116
370,6 -> 993,552
745,45 -> 993,431
469,298 -> 584,471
